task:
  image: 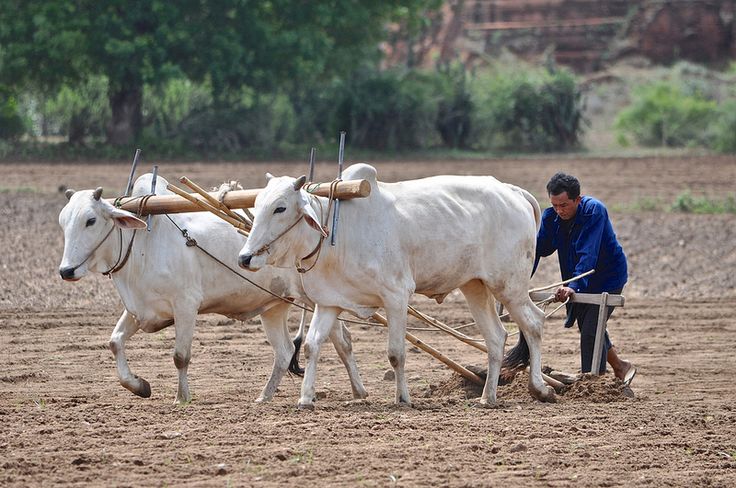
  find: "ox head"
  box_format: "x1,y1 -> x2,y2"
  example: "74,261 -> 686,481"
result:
238,174 -> 324,271
58,187 -> 146,281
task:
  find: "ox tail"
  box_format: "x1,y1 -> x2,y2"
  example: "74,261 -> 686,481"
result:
288,335 -> 305,376
288,308 -> 308,376
519,187 -> 542,231
500,331 -> 530,381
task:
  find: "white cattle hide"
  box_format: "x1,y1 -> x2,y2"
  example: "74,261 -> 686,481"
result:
58,174 -> 366,404
239,164 -> 555,409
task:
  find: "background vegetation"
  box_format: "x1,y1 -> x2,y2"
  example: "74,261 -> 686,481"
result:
0,2 -> 734,159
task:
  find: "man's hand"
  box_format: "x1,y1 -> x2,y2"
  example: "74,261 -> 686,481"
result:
554,286 -> 575,302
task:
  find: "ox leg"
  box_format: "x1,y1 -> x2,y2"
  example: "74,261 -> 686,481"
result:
109,310 -> 151,398
502,295 -> 556,402
172,307 -> 196,404
385,299 -> 411,406
298,305 -> 339,410
329,321 -> 368,400
256,302 -> 294,403
460,281 -> 507,407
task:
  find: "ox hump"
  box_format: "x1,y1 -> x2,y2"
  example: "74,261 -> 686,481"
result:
342,163 -> 377,190
131,173 -> 172,197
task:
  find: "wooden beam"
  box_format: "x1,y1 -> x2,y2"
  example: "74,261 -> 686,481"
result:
371,312 -> 486,387
529,291 -> 624,307
108,179 -> 371,216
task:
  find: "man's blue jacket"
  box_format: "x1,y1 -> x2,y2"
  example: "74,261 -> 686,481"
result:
533,196 -> 627,294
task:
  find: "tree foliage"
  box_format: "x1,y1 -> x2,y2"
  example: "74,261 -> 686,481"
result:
469,65 -> 585,151
0,0 -> 438,144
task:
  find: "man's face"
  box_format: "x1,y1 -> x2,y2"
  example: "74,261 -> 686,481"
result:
549,191 -> 581,221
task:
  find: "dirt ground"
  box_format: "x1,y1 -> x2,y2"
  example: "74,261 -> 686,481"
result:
1,156 -> 735,487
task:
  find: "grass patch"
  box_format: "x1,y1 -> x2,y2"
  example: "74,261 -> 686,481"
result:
290,448 -> 314,465
610,197 -> 666,213
610,193 -> 736,214
0,186 -> 40,193
670,191 -> 736,214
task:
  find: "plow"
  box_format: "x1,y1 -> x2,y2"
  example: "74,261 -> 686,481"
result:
108,147 -> 625,394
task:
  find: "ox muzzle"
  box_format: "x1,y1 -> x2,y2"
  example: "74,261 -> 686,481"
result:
238,254 -> 254,270
59,266 -> 79,281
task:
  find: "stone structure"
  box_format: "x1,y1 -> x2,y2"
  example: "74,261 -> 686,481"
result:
384,0 -> 736,72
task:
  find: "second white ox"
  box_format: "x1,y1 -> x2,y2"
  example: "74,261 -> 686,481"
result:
58,174 -> 366,404
238,163 -> 556,409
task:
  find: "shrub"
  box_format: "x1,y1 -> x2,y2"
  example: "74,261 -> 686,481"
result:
328,68 -> 440,150
614,81 -> 717,148
469,66 -> 584,151
711,100 -> 736,154
434,62 -> 472,149
0,86 -> 26,140
41,76 -> 111,144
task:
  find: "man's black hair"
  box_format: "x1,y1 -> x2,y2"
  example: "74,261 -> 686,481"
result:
546,172 -> 580,199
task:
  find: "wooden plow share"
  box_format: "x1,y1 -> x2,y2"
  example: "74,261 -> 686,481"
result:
118,149 -> 622,394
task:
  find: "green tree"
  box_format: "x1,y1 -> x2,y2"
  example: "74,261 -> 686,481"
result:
0,0 -> 437,146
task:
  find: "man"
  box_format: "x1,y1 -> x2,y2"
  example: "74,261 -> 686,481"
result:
535,172 -> 636,384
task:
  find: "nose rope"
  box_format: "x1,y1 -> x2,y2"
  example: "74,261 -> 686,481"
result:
251,216 -> 305,257
295,179 -> 340,273
249,179 -> 341,269
65,193 -> 152,277
65,222 -> 116,273
101,194 -> 152,276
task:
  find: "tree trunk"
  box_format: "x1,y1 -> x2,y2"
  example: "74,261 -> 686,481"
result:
68,110 -> 88,146
107,86 -> 142,145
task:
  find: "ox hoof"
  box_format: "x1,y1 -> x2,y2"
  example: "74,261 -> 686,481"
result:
476,398 -> 500,409
254,396 -> 270,404
531,385 -> 557,403
297,402 -> 315,411
132,377 -> 151,398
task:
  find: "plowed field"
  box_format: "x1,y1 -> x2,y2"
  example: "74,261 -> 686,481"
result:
1,156 -> 735,487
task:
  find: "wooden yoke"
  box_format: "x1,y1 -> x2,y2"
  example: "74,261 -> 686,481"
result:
109,179 -> 372,216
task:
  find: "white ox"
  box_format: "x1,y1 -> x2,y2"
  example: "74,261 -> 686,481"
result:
58,174 -> 366,404
238,164 -> 555,409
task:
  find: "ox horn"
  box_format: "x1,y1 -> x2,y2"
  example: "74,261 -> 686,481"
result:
293,175 -> 307,191
65,189 -> 76,200
93,187 -> 103,201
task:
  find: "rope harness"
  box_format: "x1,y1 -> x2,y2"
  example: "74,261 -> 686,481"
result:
249,179 -> 341,274
65,222 -> 116,275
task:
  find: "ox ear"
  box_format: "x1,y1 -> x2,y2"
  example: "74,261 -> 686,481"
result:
109,207 -> 147,229
266,173 -> 275,182
65,189 -> 76,200
300,196 -> 328,238
293,175 -> 307,191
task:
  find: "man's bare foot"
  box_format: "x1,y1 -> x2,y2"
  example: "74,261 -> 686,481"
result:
615,360 -> 637,386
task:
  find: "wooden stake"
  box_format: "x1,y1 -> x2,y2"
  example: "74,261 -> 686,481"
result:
165,184 -> 249,237
178,176 -> 252,229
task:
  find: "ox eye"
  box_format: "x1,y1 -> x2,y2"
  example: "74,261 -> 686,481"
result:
86,217 -> 96,227
273,207 -> 286,214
